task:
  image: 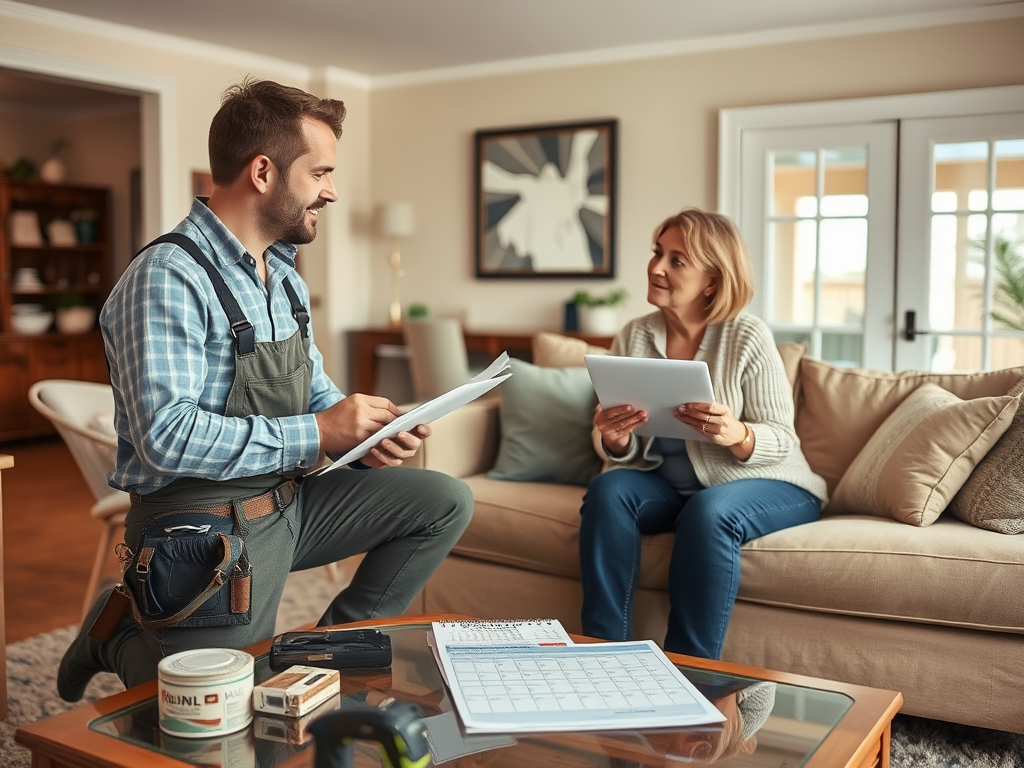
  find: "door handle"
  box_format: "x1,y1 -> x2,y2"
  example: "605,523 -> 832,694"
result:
904,310 -> 931,341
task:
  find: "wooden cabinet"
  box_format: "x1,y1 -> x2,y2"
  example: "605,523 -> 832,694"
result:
0,181 -> 112,442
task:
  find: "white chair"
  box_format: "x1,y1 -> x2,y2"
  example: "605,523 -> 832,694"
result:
403,318 -> 471,401
28,379 -> 129,622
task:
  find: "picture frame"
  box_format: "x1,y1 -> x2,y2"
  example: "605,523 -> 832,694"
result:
474,119 -> 617,279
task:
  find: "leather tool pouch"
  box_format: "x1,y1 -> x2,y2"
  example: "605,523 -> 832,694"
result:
124,510 -> 251,631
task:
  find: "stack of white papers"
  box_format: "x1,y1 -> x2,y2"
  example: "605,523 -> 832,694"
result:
429,619 -> 725,734
321,352 -> 512,471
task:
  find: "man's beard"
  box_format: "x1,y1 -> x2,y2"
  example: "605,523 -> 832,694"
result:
262,180 -> 322,245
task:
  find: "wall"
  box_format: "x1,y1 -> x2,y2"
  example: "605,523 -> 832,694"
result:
3,9 -> 1023,387
368,18 -> 1024,335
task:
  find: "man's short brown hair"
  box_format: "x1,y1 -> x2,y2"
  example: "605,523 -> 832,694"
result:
208,78 -> 347,186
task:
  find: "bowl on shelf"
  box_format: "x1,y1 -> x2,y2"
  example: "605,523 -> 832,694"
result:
55,306 -> 96,334
11,311 -> 54,334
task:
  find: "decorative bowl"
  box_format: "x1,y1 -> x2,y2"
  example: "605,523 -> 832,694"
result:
12,311 -> 54,334
56,306 -> 96,334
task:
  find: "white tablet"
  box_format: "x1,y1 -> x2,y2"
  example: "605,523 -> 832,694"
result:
584,355 -> 716,442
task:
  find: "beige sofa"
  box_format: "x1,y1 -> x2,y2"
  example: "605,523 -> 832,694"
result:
405,334 -> 1024,733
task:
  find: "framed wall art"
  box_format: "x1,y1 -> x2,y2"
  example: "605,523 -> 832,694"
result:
474,118 -> 618,279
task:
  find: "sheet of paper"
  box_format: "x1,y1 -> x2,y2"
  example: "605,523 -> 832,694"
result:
431,619 -> 574,647
320,352 -> 511,472
433,638 -> 726,734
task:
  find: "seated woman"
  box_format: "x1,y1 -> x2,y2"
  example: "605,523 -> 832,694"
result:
579,207 -> 827,659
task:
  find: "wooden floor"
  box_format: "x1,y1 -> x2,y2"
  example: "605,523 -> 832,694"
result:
2,436 -> 115,642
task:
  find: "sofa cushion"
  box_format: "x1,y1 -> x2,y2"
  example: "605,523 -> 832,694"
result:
532,331 -> 609,367
949,377 -> 1024,534
828,383 -> 1019,525
487,359 -> 602,486
739,515 -> 1024,633
456,474 -> 674,586
797,358 -> 1024,497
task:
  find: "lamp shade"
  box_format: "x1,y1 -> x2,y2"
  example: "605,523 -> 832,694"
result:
381,201 -> 416,238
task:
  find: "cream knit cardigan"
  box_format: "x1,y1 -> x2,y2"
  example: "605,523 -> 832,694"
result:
597,311 -> 828,505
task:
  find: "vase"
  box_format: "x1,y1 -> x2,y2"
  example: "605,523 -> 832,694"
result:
579,305 -> 620,336
39,156 -> 66,184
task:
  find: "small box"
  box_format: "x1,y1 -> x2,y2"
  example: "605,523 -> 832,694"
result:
254,693 -> 341,744
253,665 -> 341,717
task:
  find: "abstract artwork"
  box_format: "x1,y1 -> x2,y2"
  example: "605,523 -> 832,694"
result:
475,119 -> 617,278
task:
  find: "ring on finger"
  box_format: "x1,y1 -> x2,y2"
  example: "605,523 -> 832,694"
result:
705,413 -> 712,425
702,422 -> 707,432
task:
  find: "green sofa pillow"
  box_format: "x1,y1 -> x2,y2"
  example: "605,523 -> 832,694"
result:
488,358 -> 601,486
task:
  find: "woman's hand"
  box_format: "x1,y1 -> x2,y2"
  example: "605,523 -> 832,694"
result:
676,402 -> 754,460
595,403 -> 648,457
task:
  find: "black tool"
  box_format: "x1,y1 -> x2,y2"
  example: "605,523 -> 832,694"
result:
270,629 -> 392,671
309,699 -> 430,768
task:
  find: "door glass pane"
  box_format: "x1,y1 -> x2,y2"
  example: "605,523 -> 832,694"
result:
820,333 -> 863,367
929,213 -> 984,332
771,152 -> 816,216
929,334 -> 983,373
823,148 -> 867,209
992,335 -> 1024,370
934,143 -> 988,213
993,139 -> 1024,211
990,212 -> 1024,334
819,218 -> 866,327
770,220 -> 814,324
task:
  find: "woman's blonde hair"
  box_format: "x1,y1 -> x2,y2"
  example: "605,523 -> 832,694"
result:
652,208 -> 754,324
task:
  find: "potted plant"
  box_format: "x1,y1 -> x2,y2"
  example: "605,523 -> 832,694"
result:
53,292 -> 96,334
573,288 -> 627,335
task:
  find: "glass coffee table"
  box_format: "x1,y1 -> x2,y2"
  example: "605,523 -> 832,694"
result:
16,615 -> 902,767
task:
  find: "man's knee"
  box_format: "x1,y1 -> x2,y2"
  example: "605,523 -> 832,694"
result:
413,469 -> 474,534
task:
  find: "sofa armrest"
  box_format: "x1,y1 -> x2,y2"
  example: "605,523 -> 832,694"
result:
403,394 -> 501,478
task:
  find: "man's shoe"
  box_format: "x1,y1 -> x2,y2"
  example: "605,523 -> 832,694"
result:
57,587 -> 113,702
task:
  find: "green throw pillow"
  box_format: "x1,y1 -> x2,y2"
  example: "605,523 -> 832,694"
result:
488,358 -> 601,486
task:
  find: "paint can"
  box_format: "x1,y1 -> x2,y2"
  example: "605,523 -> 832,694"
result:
157,648 -> 254,738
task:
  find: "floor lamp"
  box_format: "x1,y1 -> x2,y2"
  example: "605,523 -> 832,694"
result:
381,202 -> 416,329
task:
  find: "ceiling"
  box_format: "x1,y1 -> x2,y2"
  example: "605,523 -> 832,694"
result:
11,0 -> 1021,78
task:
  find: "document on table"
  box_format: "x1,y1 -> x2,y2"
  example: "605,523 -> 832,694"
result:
431,618 -> 575,647
430,622 -> 725,734
320,352 -> 512,471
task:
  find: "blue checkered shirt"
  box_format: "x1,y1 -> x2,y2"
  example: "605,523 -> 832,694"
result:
101,198 -> 343,494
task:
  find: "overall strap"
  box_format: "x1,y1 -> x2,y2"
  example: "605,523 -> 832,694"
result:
136,233 -> 256,356
281,279 -> 310,340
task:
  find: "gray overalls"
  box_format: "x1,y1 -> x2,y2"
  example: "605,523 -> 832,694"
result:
94,234 -> 473,689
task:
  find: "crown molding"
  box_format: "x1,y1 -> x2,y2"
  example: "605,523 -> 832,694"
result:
0,0 -> 310,83
369,3 -> 1024,89
2,0 -> 1021,92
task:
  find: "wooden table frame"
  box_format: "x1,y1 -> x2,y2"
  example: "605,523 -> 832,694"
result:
17,614 -> 902,768
347,328 -> 614,396
0,454 -> 11,720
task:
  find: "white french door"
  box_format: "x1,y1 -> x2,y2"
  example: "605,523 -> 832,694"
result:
722,86 -> 1024,372
895,112 -> 1024,372
739,123 -> 897,371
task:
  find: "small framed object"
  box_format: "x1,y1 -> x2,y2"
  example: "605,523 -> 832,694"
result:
474,119 -> 617,279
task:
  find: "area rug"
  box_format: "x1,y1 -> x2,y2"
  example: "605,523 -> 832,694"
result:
3,567 -> 1023,767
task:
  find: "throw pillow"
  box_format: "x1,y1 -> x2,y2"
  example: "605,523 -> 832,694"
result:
828,383 -> 1019,526
532,331 -> 609,368
797,357 -> 1024,497
948,378 -> 1024,534
488,358 -> 601,486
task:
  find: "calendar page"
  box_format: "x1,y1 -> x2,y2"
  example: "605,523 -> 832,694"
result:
430,619 -> 574,647
430,626 -> 725,734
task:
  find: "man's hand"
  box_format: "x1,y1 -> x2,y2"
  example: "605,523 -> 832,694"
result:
314,394 -> 402,455
362,424 -> 432,468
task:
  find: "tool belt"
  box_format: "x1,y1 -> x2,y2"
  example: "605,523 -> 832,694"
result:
117,480 -> 297,632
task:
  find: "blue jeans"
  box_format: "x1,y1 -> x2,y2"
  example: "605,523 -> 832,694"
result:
579,470 -> 820,659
